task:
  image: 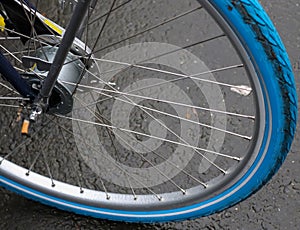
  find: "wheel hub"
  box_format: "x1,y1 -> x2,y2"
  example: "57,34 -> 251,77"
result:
24,46 -> 86,115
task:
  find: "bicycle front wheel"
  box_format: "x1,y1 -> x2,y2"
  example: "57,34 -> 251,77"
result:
0,0 -> 297,222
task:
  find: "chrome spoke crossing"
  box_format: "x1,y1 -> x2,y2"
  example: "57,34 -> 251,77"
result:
65,79 -> 254,120
74,95 -> 208,187
57,112 -> 241,163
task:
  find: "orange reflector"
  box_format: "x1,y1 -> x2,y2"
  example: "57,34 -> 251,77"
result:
21,119 -> 30,135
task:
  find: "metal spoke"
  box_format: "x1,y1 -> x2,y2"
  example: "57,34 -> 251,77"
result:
0,97 -> 29,101
66,80 -> 254,120
111,124 -> 187,194
92,34 -> 226,77
91,6 -> 203,54
0,82 -> 19,95
61,80 -> 252,139
54,117 -> 165,200
86,93 -> 207,190
1,49 -> 36,57
42,151 -> 55,187
73,119 -> 110,198
0,118 -> 53,163
0,104 -> 19,108
1,27 -> 52,47
0,44 -> 22,63
90,57 -> 248,90
74,95 -> 204,191
64,8 -> 245,174
1,42 -> 50,81
90,0 -> 118,52
56,112 -> 240,162
26,151 -> 42,176
63,33 -> 226,74
0,37 -> 21,41
88,0 -> 133,26
126,175 -> 137,200
72,91 -> 228,173
96,90 -> 251,140
70,0 -> 118,96
20,0 -> 40,53
68,63 -> 247,173
74,96 -> 215,183
58,124 -> 84,193
19,0 -> 52,60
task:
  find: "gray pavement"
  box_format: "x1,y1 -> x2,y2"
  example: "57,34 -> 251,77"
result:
0,0 -> 299,229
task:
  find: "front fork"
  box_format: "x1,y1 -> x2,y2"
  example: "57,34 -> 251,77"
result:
31,0 -> 92,119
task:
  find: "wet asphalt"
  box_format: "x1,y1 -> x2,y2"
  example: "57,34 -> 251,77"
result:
0,0 -> 300,229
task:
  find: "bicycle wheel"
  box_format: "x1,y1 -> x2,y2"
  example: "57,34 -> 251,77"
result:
0,0 -> 297,222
